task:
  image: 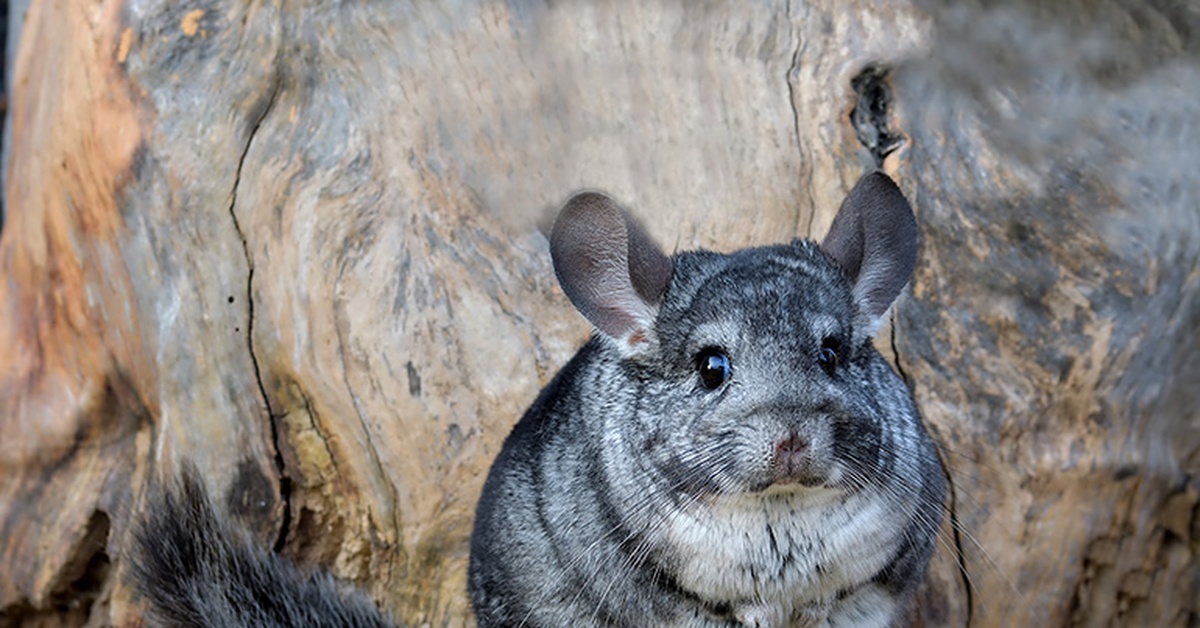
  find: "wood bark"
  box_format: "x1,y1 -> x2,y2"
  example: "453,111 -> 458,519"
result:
0,1 -> 1195,626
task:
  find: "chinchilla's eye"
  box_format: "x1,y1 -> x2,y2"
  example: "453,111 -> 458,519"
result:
696,347 -> 731,390
818,336 -> 841,373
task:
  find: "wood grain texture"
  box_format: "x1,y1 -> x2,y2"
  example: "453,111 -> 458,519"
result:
0,0 -> 146,623
895,2 -> 1200,625
0,1 -> 1195,626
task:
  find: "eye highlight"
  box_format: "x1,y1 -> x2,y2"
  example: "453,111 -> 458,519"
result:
695,347 -> 732,390
818,336 -> 841,374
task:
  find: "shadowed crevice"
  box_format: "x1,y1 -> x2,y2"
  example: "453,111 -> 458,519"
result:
850,63 -> 905,168
890,312 -> 910,385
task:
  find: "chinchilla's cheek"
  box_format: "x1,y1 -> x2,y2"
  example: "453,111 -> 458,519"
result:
653,449 -> 726,496
653,420 -> 767,494
830,414 -> 883,468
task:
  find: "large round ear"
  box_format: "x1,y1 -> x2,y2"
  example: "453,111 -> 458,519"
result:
550,192 -> 673,354
820,172 -> 919,335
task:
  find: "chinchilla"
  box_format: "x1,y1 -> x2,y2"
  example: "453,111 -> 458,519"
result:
469,172 -> 946,627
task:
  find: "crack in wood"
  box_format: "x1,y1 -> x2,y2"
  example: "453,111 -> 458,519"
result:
783,0 -> 818,240
890,311 -> 910,386
941,448 -> 974,627
226,63 -> 289,552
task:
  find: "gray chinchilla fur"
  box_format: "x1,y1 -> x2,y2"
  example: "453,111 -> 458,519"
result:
469,172 -> 946,627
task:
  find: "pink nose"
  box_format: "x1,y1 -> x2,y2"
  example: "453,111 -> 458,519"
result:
774,432 -> 808,473
776,433 -> 807,454
770,432 -> 828,487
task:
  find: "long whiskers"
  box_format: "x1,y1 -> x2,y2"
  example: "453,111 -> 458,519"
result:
838,440 -> 1026,615
515,439 -> 740,626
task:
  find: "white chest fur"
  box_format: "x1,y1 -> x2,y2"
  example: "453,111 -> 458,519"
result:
661,486 -> 906,623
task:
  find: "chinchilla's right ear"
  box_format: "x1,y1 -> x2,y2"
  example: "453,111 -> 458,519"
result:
550,192 -> 673,355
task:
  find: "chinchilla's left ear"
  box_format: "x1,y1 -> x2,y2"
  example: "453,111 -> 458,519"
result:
820,172 -> 918,335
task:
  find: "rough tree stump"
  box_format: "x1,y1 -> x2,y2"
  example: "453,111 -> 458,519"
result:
0,1 -> 1196,626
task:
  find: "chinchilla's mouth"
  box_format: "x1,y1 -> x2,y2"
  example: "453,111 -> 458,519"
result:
742,476 -> 843,500
770,467 -> 830,488
742,471 -> 832,494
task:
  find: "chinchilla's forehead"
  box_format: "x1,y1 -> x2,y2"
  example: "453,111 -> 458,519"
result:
657,241 -> 853,342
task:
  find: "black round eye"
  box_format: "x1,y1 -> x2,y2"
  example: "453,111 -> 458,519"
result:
818,337 -> 841,373
696,347 -> 732,390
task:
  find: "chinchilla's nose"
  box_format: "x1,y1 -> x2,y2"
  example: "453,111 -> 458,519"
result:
772,432 -> 809,476
776,432 -> 807,456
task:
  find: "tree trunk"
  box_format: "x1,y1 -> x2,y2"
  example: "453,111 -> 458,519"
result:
0,1 -> 1196,626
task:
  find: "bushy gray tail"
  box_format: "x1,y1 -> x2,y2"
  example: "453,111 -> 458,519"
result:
129,464 -> 393,628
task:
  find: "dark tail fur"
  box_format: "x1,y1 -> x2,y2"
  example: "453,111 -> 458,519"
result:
129,463 -> 393,628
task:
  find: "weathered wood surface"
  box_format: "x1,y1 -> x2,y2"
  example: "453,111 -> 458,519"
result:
896,2 -> 1200,625
0,1 -> 1196,626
